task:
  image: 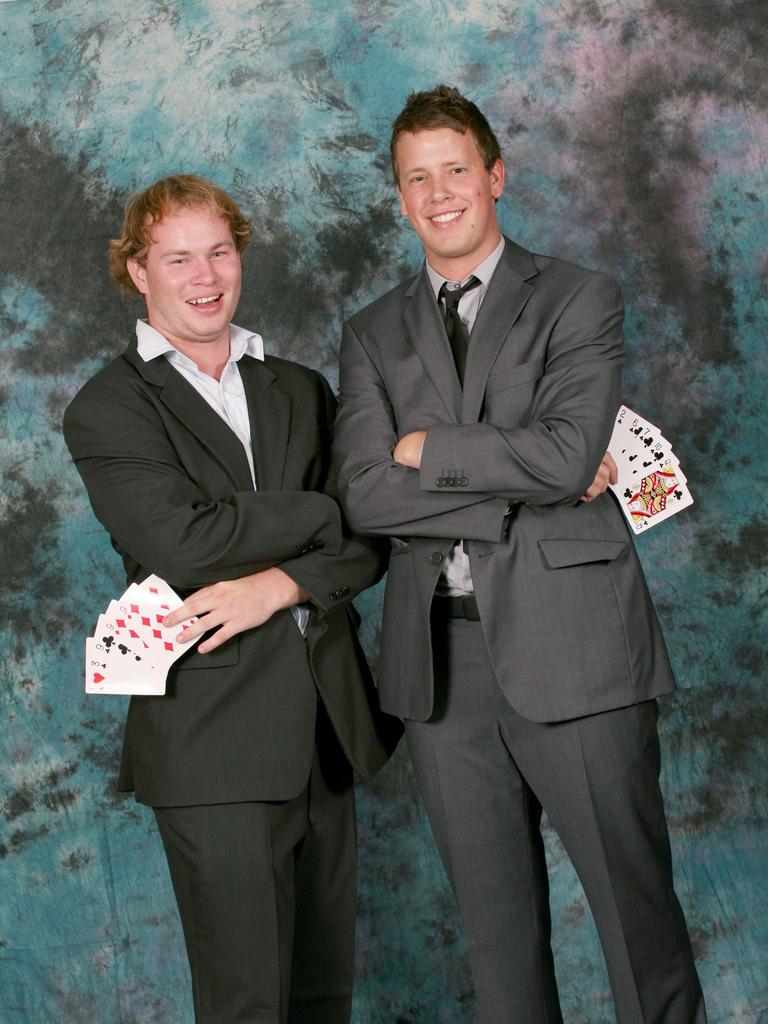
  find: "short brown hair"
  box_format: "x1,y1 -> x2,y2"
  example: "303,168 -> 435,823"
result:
390,85 -> 502,184
108,174 -> 252,294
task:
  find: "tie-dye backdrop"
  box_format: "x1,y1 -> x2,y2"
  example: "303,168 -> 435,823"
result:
1,1 -> 766,1021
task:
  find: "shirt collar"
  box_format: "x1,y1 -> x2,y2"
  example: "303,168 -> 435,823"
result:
425,236 -> 506,300
135,320 -> 265,367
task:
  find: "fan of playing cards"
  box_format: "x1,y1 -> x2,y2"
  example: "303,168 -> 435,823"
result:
608,406 -> 694,534
85,574 -> 198,695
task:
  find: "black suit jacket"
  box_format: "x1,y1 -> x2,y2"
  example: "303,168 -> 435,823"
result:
64,336 -> 399,807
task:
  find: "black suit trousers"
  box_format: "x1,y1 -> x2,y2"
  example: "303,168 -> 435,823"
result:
154,704 -> 356,1024
405,615 -> 706,1024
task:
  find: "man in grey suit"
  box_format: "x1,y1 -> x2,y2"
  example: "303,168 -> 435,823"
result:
333,86 -> 706,1022
64,174 -> 399,1024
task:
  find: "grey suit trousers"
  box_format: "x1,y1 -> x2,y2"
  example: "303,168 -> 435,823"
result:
154,704 -> 356,1024
405,613 -> 706,1024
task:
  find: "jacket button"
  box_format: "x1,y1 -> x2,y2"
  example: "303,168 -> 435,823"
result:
314,541 -> 325,551
430,552 -> 443,565
436,477 -> 445,487
340,586 -> 350,596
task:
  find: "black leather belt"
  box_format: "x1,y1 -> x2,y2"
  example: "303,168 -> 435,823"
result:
432,594 -> 481,621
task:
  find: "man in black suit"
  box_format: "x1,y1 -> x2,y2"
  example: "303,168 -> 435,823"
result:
64,174 -> 398,1024
333,87 -> 706,1022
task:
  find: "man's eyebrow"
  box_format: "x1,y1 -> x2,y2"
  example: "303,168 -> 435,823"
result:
402,158 -> 468,175
158,240 -> 235,257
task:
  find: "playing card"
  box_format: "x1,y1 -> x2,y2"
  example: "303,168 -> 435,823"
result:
615,406 -> 669,451
105,597 -> 181,667
609,409 -> 649,479
109,580 -> 198,667
617,462 -> 694,535
94,612 -> 149,658
137,574 -> 182,603
101,603 -> 153,654
610,407 -> 670,480
627,438 -> 671,480
85,636 -> 166,695
83,575 -> 197,695
608,407 -> 693,533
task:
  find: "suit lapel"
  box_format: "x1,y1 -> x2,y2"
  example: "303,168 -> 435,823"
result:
461,240 -> 538,423
403,269 -> 463,422
123,338 -> 256,492
239,356 -> 291,491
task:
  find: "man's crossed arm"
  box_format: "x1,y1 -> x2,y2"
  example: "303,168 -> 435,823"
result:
392,430 -> 619,503
334,272 -> 625,538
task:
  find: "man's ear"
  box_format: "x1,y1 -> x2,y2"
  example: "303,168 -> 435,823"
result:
489,158 -> 505,200
396,187 -> 409,218
126,257 -> 148,296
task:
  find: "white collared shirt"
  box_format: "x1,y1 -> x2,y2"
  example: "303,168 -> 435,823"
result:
135,320 -> 309,633
136,320 -> 263,486
424,237 -> 506,597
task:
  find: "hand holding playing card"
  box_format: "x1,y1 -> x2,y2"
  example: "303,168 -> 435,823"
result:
84,575 -> 198,695
607,407 -> 694,534
580,452 -> 619,503
163,568 -> 310,653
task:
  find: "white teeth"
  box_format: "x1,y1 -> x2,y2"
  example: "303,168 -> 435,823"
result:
431,211 -> 462,224
189,295 -> 220,305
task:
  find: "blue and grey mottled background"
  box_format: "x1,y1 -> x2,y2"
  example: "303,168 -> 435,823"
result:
1,1 -> 766,1021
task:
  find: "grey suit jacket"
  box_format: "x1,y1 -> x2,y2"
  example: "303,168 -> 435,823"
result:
64,338 -> 400,807
333,238 -> 675,724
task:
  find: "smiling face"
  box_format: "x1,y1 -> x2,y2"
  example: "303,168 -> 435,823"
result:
395,127 -> 505,280
127,204 -> 242,362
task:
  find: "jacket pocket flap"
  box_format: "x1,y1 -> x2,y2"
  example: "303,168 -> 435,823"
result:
174,635 -> 239,671
539,539 -> 627,568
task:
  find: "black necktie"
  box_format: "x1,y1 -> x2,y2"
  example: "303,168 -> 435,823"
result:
439,276 -> 481,385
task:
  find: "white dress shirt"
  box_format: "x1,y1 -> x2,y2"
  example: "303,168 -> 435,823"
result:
424,236 -> 506,597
